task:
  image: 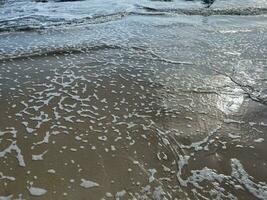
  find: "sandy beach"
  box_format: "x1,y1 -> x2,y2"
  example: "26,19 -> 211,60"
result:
0,0 -> 267,199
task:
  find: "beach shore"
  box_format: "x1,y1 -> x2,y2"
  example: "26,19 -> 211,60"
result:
0,8 -> 267,200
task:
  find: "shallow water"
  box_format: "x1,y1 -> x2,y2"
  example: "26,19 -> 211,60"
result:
0,0 -> 267,200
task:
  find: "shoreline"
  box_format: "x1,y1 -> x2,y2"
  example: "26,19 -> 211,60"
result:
0,3 -> 267,199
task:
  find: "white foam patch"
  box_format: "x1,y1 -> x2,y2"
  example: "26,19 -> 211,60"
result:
0,195 -> 13,200
224,119 -> 245,124
254,138 -> 264,143
32,150 -> 48,161
0,142 -> 26,167
153,186 -> 166,200
28,186 -> 47,196
228,133 -> 241,139
80,179 -> 99,188
98,136 -> 107,141
181,125 -> 221,151
47,169 -> 56,174
0,128 -> 17,138
0,172 -> 16,181
231,158 -> 267,200
115,190 -> 126,199
148,168 -> 157,183
33,132 -> 51,147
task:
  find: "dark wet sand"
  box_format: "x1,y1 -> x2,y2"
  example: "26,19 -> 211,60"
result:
0,44 -> 267,200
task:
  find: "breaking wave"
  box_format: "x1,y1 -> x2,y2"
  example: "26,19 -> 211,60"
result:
137,5 -> 267,16
0,4 -> 266,32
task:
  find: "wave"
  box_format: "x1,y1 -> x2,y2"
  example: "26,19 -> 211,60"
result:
0,12 -> 130,32
0,6 -> 266,33
0,43 -> 124,61
0,5 -> 267,33
136,5 -> 267,16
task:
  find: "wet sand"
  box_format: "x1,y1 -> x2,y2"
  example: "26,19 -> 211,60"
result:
0,13 -> 267,200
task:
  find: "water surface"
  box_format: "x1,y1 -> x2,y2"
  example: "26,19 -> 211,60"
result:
0,0 -> 267,199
